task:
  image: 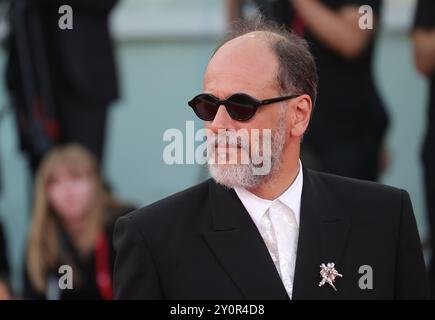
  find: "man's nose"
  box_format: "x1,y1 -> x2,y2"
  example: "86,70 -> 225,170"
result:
209,105 -> 235,132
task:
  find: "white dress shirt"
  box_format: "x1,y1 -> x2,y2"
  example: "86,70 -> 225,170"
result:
234,160 -> 303,298
234,160 -> 303,229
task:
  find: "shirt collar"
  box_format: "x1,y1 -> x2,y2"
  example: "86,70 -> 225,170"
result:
234,160 -> 303,228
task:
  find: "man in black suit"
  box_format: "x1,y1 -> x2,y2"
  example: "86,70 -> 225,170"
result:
6,0 -> 119,170
114,19 -> 428,299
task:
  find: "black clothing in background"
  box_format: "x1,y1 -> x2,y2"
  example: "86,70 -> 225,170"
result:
413,0 -> 435,297
0,223 -> 10,284
114,169 -> 428,299
249,0 -> 389,181
6,0 -> 120,171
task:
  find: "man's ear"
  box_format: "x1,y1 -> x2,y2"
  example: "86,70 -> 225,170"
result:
289,94 -> 312,138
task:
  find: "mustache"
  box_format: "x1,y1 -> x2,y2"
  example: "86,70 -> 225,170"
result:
207,132 -> 250,149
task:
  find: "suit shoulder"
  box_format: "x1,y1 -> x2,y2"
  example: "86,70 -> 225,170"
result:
307,169 -> 404,197
306,169 -> 411,226
305,169 -> 409,219
122,179 -> 211,226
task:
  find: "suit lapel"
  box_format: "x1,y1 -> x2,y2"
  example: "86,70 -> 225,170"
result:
292,167 -> 351,300
202,166 -> 351,300
202,180 -> 289,300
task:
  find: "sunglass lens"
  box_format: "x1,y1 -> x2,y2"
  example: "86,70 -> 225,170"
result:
227,94 -> 257,121
189,94 -> 218,121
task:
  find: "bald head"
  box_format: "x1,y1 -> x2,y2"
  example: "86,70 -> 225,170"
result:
205,32 -> 280,97
207,19 -> 318,103
209,31 -> 278,70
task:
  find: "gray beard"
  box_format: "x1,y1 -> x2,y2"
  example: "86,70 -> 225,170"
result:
207,114 -> 287,189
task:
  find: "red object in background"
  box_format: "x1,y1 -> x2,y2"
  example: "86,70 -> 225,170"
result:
34,97 -> 60,143
95,233 -> 113,300
291,14 -> 306,37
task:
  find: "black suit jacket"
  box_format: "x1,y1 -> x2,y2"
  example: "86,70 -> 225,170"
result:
113,167 -> 429,299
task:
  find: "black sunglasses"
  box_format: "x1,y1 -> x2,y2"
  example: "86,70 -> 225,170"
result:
188,92 -> 302,121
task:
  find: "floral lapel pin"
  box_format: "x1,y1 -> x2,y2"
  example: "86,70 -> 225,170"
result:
319,262 -> 343,291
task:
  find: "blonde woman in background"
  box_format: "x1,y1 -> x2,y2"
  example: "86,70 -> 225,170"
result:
25,144 -> 133,300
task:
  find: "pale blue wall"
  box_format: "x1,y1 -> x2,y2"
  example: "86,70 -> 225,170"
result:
375,32 -> 429,241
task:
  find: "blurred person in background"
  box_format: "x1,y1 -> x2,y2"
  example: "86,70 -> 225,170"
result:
5,0 -> 120,173
412,0 -> 435,298
227,0 -> 389,181
24,144 -> 132,299
0,222 -> 10,299
0,108 -> 11,299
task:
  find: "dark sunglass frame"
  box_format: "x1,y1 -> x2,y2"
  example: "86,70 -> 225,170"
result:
188,92 -> 302,121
